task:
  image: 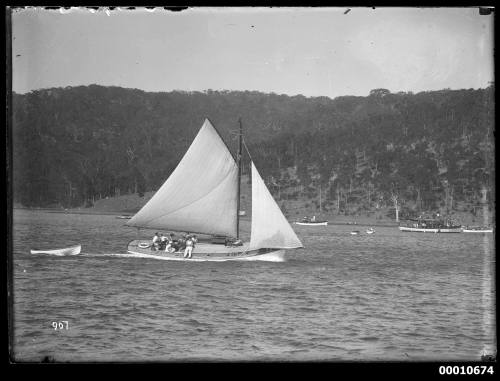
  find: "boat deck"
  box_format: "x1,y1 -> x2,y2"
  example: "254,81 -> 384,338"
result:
127,239 -> 283,261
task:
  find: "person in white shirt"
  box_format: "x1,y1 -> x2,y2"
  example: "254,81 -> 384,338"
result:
152,232 -> 160,251
159,233 -> 168,250
164,233 -> 174,252
183,234 -> 196,259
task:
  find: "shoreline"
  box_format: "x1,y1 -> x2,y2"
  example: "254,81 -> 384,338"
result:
13,207 -> 129,217
12,207 -> 402,228
13,207 -> 492,228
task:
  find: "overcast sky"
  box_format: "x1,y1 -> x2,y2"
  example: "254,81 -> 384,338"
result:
11,7 -> 494,98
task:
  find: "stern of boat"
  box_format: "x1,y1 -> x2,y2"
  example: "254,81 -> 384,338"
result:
239,249 -> 286,262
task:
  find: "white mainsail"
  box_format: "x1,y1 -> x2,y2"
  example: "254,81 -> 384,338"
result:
249,162 -> 303,250
127,119 -> 238,237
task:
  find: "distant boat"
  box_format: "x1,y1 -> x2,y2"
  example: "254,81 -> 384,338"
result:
126,119 -> 303,261
399,226 -> 462,233
116,215 -> 132,219
366,228 -> 375,234
30,244 -> 81,256
399,218 -> 462,233
295,221 -> 328,226
462,226 -> 493,233
295,216 -> 328,226
350,230 -> 360,235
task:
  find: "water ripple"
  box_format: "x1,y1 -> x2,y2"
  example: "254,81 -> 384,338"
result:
11,210 -> 496,362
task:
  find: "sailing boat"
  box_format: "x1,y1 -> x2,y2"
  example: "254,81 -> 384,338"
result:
126,118 -> 303,261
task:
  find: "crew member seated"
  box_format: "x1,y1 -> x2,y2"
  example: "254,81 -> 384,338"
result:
225,237 -> 243,247
151,232 -> 160,251
159,233 -> 168,250
164,233 -> 175,252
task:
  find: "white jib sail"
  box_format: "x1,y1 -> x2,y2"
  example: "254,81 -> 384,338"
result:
249,162 -> 303,250
127,119 -> 238,237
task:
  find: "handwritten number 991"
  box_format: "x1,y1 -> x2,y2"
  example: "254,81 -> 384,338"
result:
51,321 -> 69,330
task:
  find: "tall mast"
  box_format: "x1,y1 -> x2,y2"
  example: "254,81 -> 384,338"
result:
236,118 -> 243,239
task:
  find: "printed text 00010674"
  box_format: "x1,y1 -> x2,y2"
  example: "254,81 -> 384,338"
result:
438,366 -> 494,375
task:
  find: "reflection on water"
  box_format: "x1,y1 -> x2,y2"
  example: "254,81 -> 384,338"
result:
11,210 -> 496,361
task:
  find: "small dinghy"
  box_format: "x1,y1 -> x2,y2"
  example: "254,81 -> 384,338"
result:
350,230 -> 360,235
30,244 -> 81,256
294,221 -> 328,226
366,228 -> 375,234
294,216 -> 328,226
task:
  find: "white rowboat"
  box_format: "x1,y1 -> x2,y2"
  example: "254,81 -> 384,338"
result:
30,244 -> 81,255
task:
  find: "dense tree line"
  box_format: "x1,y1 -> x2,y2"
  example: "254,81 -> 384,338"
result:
11,84 -> 494,217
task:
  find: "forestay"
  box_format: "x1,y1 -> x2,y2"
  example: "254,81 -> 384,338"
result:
127,119 -> 238,237
249,162 -> 303,250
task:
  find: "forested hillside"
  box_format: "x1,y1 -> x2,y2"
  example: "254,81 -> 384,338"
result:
11,84 -> 495,220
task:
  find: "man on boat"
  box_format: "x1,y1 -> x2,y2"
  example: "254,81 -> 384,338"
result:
226,236 -> 243,247
184,234 -> 196,259
159,233 -> 168,250
152,232 -> 160,251
164,233 -> 174,252
180,234 -> 187,249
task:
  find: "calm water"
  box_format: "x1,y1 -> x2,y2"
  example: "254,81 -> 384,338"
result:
11,210 -> 496,362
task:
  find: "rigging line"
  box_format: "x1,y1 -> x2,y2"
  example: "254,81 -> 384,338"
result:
242,138 -> 254,163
